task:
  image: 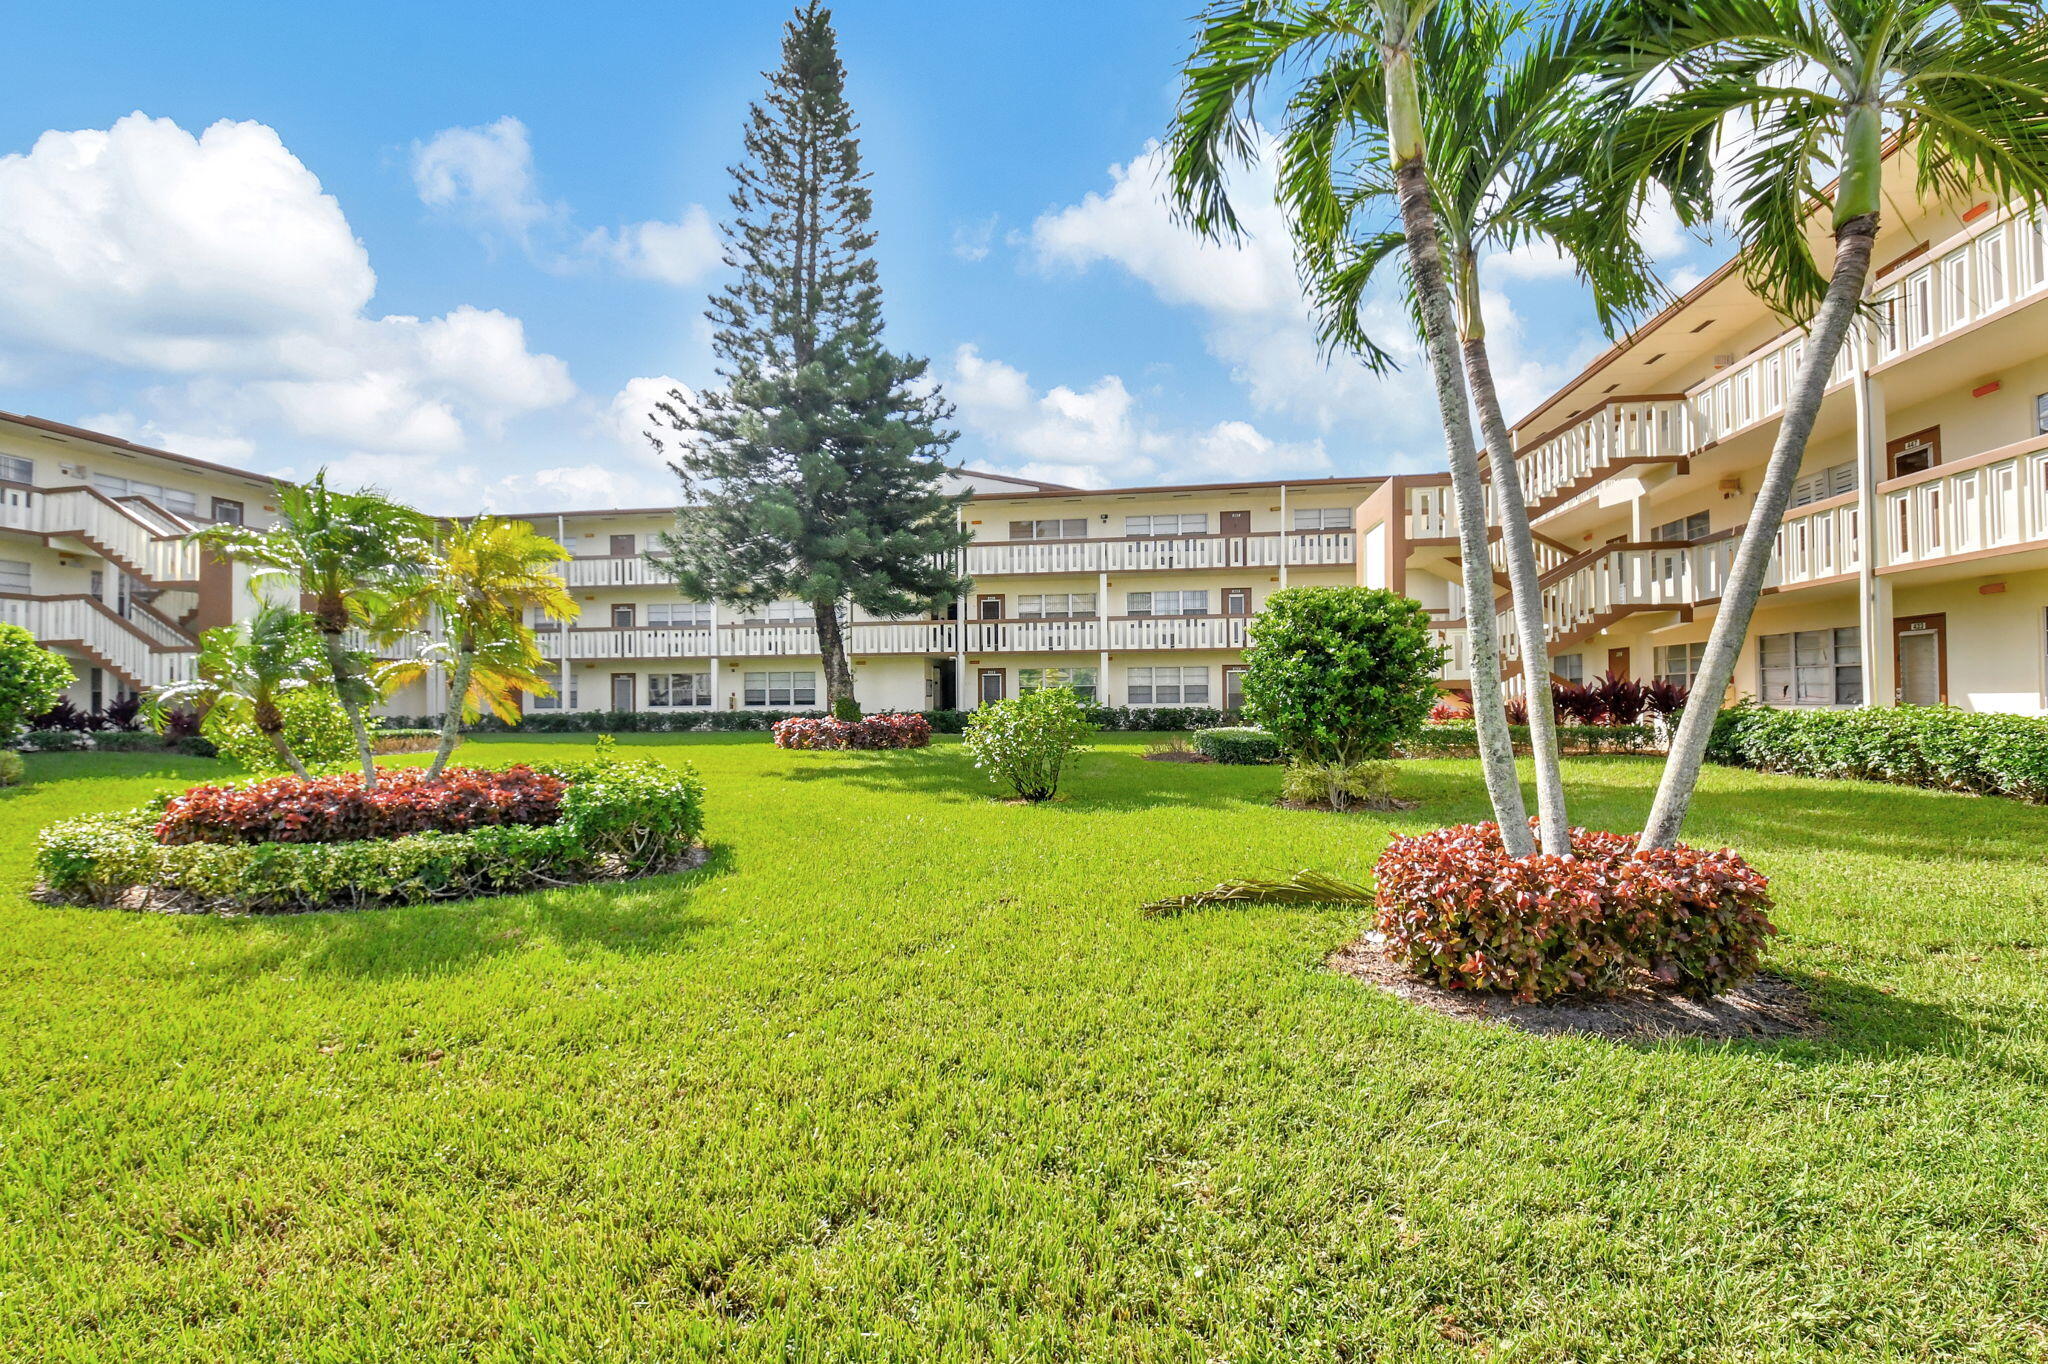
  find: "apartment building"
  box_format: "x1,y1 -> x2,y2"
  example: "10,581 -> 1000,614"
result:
420,472 -> 1379,718
1361,154 -> 2048,717
0,411 -> 281,712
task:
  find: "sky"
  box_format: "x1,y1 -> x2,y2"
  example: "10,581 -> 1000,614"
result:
0,0 -> 1725,513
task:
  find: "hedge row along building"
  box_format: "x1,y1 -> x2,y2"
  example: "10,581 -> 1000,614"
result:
2,167 -> 2044,720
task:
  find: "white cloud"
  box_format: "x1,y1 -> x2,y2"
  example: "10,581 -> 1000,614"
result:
951,213 -> 998,262
945,343 -> 1330,489
605,374 -> 694,469
413,116 -> 721,286
0,112 -> 578,470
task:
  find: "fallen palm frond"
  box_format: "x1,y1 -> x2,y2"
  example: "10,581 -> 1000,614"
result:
1141,868 -> 1375,918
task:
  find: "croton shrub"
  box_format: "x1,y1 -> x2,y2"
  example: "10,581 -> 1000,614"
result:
1373,821 -> 1776,1002
771,713 -> 931,750
36,752 -> 705,914
156,765 -> 566,845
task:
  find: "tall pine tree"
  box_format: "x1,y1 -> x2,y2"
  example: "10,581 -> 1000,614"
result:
647,1 -> 968,712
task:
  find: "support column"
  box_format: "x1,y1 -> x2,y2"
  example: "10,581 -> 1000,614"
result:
1278,483 -> 1290,589
709,601 -> 720,712
1853,348 -> 1894,707
954,509 -> 969,708
1099,567 -> 1111,705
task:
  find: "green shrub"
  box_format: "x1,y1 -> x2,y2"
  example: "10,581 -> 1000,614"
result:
92,732 -> 174,754
962,686 -> 1097,802
1280,758 -> 1398,811
1241,587 -> 1442,763
831,696 -> 863,722
1403,722 -> 1656,756
0,750 -> 24,785
20,730 -> 89,752
206,687 -> 358,773
1193,727 -> 1283,764
1709,703 -> 2048,801
35,752 -> 707,914
0,624 -> 74,744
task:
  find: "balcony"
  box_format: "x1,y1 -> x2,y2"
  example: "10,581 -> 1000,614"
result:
964,530 -> 1352,577
560,555 -> 668,588
0,485 -> 202,587
1884,435 -> 2048,571
1512,397 -> 1697,513
0,592 -> 197,689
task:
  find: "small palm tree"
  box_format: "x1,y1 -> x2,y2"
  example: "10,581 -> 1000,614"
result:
1273,0 -> 1670,852
198,472 -> 435,789
1598,0 -> 2048,847
384,516 -> 576,778
143,605 -> 329,779
1170,0 -> 1537,854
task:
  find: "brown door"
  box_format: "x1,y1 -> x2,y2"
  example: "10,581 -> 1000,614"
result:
1607,646 -> 1631,679
1894,614 -> 1947,706
978,668 -> 1005,705
1223,587 -> 1251,616
611,603 -> 635,628
610,533 -> 636,557
1220,509 -> 1251,536
611,673 -> 635,710
1223,665 -> 1248,712
978,594 -> 1004,620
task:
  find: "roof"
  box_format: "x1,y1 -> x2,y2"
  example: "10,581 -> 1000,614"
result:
962,472 -> 1386,504
0,409 -> 279,489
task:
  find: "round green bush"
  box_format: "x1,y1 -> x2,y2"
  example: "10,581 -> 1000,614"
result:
204,686 -> 358,773
0,750 -> 24,786
963,686 -> 1097,801
1192,727 -> 1282,764
1241,587 -> 1444,763
0,625 -> 74,744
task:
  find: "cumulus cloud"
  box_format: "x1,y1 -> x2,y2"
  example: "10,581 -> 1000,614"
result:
605,375 -> 694,468
945,343 -> 1331,489
413,116 -> 721,286
951,213 -> 999,263
0,112 -> 576,468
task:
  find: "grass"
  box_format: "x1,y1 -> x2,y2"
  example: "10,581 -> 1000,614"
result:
4,734 -> 2047,1361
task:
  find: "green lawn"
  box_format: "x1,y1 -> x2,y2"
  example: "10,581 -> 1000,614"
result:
4,735 -> 2046,1361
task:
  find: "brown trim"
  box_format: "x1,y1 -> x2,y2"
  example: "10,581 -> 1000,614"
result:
1222,586 -> 1252,616
1874,240 -> 1931,279
610,672 -> 637,710
609,603 -> 636,627
1892,613 -> 1948,706
0,409 -> 275,489
1509,393 -> 1692,460
964,475 -> 1385,506
977,667 -> 1006,704
1885,425 -> 1942,481
0,591 -> 198,651
976,593 -> 1005,621
1875,537 -> 2048,576
608,533 -> 637,558
1879,430 -> 2048,494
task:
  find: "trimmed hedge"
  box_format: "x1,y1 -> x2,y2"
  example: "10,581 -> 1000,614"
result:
390,705 -> 1243,736
1374,820 -> 1776,1002
157,766 -> 566,845
35,751 -> 706,914
1193,727 -> 1283,764
1709,703 -> 2048,802
772,714 -> 932,750
1402,722 -> 1657,756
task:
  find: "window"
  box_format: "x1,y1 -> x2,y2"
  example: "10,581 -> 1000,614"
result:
528,606 -> 563,630
0,455 -> 30,485
91,474 -> 197,515
1222,588 -> 1251,616
744,670 -> 817,706
1758,627 -> 1862,707
1125,590 -> 1208,616
1888,427 -> 1940,480
742,601 -> 810,625
1223,665 -> 1247,710
1008,518 -> 1087,540
1018,666 -> 1097,703
0,560 -> 29,592
210,497 -> 244,525
1017,593 -> 1095,618
1292,506 -> 1354,530
2037,392 -> 2048,436
531,664 -> 577,710
1127,666 -> 1209,706
1654,641 -> 1709,689
1125,513 -> 1208,537
1789,461 -> 1857,509
648,672 -> 712,707
1554,653 -> 1584,684
1651,510 -> 1711,541
648,601 -> 713,627
610,604 -> 635,628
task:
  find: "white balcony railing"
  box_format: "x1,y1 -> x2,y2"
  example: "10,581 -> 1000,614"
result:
1872,209 -> 2048,365
1885,438 -> 2048,570
560,556 -> 668,588
1514,398 -> 1697,511
0,486 -> 202,586
964,531 -> 1352,577
0,593 -> 197,688
1771,497 -> 1862,588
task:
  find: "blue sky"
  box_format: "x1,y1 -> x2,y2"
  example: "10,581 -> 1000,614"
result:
0,0 -> 1721,511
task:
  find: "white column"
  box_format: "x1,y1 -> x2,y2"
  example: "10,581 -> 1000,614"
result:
709,600 -> 721,712
1854,350 -> 1894,707
1098,567 -> 1112,704
954,507 -> 970,708
1277,483 -> 1289,589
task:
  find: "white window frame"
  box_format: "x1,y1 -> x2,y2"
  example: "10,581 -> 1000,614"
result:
1126,666 -> 1210,706
1654,641 -> 1709,690
648,601 -> 713,627
531,664 -> 576,710
0,455 -> 30,485
1554,653 -> 1584,685
1124,589 -> 1209,617
1291,506 -> 1354,531
0,559 -> 30,593
1017,593 -> 1096,619
1124,513 -> 1209,537
648,671 -> 712,708
1757,627 -> 1863,708
1009,518 -> 1088,541
743,670 -> 817,707
1651,510 -> 1712,541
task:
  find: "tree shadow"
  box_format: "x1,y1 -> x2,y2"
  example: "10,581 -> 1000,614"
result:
177,843 -> 735,984
769,748 -> 1284,814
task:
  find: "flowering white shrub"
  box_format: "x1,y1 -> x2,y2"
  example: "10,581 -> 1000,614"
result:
962,686 -> 1096,802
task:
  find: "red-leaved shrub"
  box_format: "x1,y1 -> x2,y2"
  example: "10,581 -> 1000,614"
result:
772,713 -> 932,750
1428,693 -> 1473,723
156,765 -> 567,846
1373,820 -> 1775,1001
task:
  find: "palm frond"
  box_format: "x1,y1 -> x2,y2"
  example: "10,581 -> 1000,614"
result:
1141,867 -> 1375,917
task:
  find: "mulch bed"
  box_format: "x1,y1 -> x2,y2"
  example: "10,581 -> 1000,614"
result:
1143,750 -> 1212,763
1329,935 -> 1820,1041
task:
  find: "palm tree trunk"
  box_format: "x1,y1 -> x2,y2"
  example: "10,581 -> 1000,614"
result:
1463,318 -> 1569,855
1638,211 -> 1881,850
1382,32 -> 1532,856
813,601 -> 855,712
253,697 -> 311,780
318,626 -> 379,790
428,645 -> 473,780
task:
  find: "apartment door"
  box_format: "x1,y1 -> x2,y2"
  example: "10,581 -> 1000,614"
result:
611,603 -> 635,628
1894,614 -> 1947,706
978,594 -> 1004,620
1223,664 -> 1248,712
610,533 -> 636,557
1607,646 -> 1631,679
1222,587 -> 1252,616
611,673 -> 636,710
977,668 -> 1005,705
1220,510 -> 1251,536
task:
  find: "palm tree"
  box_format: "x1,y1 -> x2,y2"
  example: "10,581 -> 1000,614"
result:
1598,0 -> 2048,848
198,472 -> 435,789
143,605 -> 329,779
1170,0 -> 1537,855
384,516 -> 576,778
1273,0 -> 1670,852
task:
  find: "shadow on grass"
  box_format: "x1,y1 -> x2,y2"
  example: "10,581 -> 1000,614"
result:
770,747 -> 1285,814
179,843 -> 735,984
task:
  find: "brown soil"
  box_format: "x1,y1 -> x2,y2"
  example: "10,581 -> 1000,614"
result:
1144,750 -> 1213,764
1274,797 -> 1418,814
1329,936 -> 1820,1041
